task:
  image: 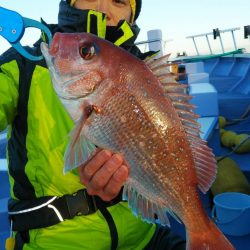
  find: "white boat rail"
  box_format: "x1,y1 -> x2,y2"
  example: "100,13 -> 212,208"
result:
186,27 -> 241,55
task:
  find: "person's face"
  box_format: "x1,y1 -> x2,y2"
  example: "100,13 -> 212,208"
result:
74,0 -> 132,26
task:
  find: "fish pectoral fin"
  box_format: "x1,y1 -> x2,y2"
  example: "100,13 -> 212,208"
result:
63,116 -> 97,174
64,132 -> 97,174
122,183 -> 171,227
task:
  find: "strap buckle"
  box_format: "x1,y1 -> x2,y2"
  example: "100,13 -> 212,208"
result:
63,189 -> 98,217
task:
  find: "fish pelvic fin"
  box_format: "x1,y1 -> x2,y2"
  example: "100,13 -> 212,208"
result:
187,219 -> 235,250
146,54 -> 217,193
64,113 -> 97,174
123,183 -> 172,226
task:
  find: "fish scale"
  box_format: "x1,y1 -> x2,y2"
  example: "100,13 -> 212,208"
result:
41,32 -> 235,249
95,98 -> 158,184
84,88 -> 196,214
87,92 -> 162,183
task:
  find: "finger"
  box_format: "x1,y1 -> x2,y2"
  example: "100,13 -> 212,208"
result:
101,164 -> 129,201
79,149 -> 112,185
77,147 -> 101,176
87,154 -> 123,194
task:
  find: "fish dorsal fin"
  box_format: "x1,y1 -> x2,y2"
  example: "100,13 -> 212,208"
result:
145,54 -> 180,84
144,53 -> 170,66
164,83 -> 187,94
145,53 -> 170,67
159,73 -> 178,85
189,139 -> 217,192
146,55 -> 217,193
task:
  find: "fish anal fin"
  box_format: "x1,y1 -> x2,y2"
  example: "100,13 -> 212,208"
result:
122,183 -> 171,226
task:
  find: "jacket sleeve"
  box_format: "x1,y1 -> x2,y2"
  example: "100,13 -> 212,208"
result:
0,49 -> 20,131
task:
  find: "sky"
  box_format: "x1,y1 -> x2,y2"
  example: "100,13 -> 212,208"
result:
0,0 -> 250,57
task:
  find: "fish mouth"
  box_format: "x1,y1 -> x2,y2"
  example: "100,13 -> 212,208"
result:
41,42 -> 94,100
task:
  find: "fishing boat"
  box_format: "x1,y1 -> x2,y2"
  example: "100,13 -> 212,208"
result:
1,28 -> 250,249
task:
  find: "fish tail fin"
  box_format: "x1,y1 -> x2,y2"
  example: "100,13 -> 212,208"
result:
187,219 -> 235,250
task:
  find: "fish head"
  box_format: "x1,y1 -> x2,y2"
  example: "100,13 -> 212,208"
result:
41,32 -> 122,119
41,32 -> 110,99
41,32 -> 148,121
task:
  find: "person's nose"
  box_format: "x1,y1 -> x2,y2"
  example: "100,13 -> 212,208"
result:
97,0 -> 112,23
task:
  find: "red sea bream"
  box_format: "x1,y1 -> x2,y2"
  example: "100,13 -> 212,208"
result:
41,32 -> 235,249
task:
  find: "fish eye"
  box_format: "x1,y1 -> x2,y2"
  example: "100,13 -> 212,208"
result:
79,44 -> 96,60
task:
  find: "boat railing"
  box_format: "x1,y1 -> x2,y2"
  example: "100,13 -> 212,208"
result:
186,27 -> 241,56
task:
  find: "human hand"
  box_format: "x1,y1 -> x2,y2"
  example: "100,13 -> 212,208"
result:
78,150 -> 129,201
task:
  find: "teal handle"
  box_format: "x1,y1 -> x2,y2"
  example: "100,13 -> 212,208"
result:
0,6 -> 24,43
22,17 -> 52,47
0,6 -> 52,61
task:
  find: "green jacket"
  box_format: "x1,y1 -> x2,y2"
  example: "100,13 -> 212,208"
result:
0,42 -> 156,249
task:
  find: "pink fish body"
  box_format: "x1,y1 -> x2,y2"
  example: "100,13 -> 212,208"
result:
41,32 -> 235,249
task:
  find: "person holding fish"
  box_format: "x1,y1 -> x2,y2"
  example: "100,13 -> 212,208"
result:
0,0 -> 190,249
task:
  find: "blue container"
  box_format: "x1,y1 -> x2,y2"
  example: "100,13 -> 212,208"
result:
212,192 -> 250,236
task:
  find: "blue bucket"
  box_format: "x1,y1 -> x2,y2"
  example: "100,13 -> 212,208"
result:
212,192 -> 250,236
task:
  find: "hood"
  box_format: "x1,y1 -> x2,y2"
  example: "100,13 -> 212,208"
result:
57,0 -> 140,49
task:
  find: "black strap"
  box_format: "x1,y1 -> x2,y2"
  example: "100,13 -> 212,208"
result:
96,197 -> 119,250
14,231 -> 29,250
9,189 -> 123,232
